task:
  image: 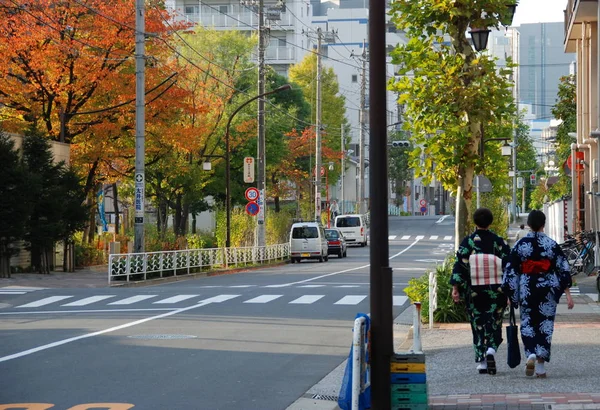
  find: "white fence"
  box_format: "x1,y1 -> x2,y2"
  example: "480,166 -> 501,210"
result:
544,198 -> 572,244
108,244 -> 289,285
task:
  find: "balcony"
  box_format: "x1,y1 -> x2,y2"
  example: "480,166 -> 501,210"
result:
564,0 -> 597,52
264,45 -> 295,63
175,9 -> 295,30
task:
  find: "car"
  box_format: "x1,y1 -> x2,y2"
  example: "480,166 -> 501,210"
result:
334,214 -> 368,247
289,222 -> 329,263
325,228 -> 348,258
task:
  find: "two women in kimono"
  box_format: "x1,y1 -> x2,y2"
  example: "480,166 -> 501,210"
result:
452,208 -> 574,378
502,210 -> 574,378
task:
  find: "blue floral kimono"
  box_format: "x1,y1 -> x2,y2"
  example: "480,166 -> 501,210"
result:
451,229 -> 511,362
502,231 -> 572,362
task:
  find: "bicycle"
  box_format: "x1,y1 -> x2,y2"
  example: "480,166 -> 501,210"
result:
560,231 -> 596,277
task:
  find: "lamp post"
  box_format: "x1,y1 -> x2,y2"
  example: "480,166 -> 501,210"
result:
223,84 -> 291,248
477,137 -> 512,208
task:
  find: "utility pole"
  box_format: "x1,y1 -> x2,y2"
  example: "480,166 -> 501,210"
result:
511,28 -> 519,222
256,0 -> 267,247
358,39 -> 367,214
134,0 -> 145,253
341,124 -> 345,215
314,27 -> 323,222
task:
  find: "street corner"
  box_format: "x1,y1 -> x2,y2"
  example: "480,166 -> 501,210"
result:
286,397 -> 340,410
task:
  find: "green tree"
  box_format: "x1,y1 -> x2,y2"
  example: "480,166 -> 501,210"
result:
0,132 -> 32,277
389,0 -> 517,243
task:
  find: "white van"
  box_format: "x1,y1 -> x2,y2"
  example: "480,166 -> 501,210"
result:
334,214 -> 368,247
289,222 -> 329,263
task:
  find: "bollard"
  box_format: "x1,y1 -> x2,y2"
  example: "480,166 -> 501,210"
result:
412,302 -> 422,353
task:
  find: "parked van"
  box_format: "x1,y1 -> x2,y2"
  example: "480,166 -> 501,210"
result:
334,214 -> 368,247
289,222 -> 329,263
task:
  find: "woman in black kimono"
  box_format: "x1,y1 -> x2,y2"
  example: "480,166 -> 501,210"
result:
451,208 -> 510,375
502,210 -> 574,378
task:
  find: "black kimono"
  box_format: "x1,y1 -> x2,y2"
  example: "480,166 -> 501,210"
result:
451,229 -> 510,362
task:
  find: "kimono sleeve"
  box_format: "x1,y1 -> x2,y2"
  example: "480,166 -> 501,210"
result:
450,235 -> 472,288
553,242 -> 572,295
502,246 -> 521,307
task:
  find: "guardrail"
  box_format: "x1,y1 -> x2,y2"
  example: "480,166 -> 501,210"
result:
108,243 -> 289,285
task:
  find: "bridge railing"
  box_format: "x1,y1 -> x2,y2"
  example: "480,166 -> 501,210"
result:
108,243 -> 289,285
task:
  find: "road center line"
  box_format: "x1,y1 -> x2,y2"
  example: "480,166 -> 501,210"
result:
269,238 -> 422,287
0,301 -> 212,364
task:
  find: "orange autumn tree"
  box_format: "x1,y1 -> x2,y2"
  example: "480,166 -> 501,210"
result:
275,127 -> 342,219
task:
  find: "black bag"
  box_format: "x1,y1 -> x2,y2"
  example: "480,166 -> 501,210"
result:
506,306 -> 521,369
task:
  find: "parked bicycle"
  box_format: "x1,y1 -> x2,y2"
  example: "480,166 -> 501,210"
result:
559,231 -> 597,277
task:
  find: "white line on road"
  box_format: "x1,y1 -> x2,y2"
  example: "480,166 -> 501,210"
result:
388,235 -> 397,240
244,295 -> 283,304
436,215 -> 450,224
415,235 -> 425,240
296,284 -> 326,288
334,295 -> 367,305
229,285 -> 256,288
200,294 -> 240,303
430,235 -> 439,240
0,301 -> 212,363
401,235 -> 410,240
336,285 -> 360,288
270,237 -> 423,288
0,308 -> 176,315
289,295 -> 325,304
17,296 -> 72,308
62,295 -> 115,306
0,291 -> 27,295
444,236 -> 452,240
393,296 -> 409,306
153,295 -> 199,304
108,295 -> 157,305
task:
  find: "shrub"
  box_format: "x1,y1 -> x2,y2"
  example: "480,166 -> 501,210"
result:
403,256 -> 469,323
74,232 -> 105,267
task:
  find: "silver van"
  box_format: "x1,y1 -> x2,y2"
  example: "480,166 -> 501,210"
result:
289,222 -> 329,263
334,214 -> 368,247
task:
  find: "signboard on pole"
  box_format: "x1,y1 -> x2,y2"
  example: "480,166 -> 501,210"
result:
257,189 -> 265,224
246,202 -> 260,216
244,157 -> 255,183
134,173 -> 144,223
245,187 -> 259,202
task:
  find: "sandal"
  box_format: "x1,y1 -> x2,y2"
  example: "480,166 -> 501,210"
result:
535,373 -> 547,378
525,356 -> 535,377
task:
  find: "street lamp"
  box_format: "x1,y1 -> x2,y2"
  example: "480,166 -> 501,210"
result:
469,28 -> 491,52
223,84 -> 292,248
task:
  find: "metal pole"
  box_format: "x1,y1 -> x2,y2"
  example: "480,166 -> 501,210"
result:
369,0 -> 392,404
511,28 -> 519,222
315,28 -> 323,223
341,125 -> 345,215
359,39 -> 367,215
134,0 -> 145,253
256,0 -> 266,247
476,175 -> 480,208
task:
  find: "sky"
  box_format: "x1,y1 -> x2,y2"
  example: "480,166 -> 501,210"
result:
512,0 -> 566,26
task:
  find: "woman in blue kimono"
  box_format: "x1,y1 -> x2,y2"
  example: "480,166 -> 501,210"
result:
502,210 -> 574,378
451,208 -> 510,375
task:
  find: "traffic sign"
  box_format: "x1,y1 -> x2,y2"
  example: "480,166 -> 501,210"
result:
244,157 -> 255,183
420,206 -> 427,213
245,187 -> 259,202
419,199 -> 427,206
135,173 -> 144,183
246,201 -> 260,216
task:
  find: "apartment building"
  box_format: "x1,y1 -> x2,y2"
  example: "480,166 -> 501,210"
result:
564,0 -> 600,233
165,0 -> 311,75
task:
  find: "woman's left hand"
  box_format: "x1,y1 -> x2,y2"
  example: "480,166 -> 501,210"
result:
566,294 -> 574,310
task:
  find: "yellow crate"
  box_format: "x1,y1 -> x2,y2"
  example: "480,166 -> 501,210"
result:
390,363 -> 426,373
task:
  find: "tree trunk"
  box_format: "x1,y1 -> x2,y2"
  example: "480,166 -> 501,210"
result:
274,196 -> 280,213
0,241 -> 11,278
112,183 -> 120,235
174,195 -> 183,236
191,213 -> 197,234
181,203 -> 190,235
85,193 -> 96,244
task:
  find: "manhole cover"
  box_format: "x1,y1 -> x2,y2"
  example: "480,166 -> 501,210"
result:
128,334 -> 198,340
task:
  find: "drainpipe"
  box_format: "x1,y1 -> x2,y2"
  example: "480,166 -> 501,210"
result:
572,142 -> 593,232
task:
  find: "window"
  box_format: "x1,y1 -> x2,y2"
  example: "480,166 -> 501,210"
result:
351,74 -> 358,83
185,5 -> 199,14
292,226 -> 319,239
278,38 -> 287,47
336,217 -> 361,228
219,5 -> 229,14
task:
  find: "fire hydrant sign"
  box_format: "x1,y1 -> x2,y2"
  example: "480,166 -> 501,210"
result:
244,157 -> 255,183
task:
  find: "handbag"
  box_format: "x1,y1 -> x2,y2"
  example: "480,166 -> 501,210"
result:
506,306 -> 521,369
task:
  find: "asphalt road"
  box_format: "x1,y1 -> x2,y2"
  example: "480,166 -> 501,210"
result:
0,215 -> 455,410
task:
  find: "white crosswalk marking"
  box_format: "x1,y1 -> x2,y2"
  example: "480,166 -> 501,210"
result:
393,296 -> 408,306
298,284 -> 326,288
444,236 -> 453,241
17,296 -> 72,308
62,296 -> 115,306
401,235 -> 411,240
290,295 -> 325,304
334,295 -> 367,305
108,295 -> 157,305
0,291 -> 27,295
200,294 -> 239,303
153,295 -> 199,304
229,285 -> 255,288
416,235 -> 424,240
430,235 -> 439,240
388,235 -> 397,240
244,295 -> 283,304
570,286 -> 580,294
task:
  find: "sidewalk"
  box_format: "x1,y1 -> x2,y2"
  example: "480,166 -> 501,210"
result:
0,265 -> 109,288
